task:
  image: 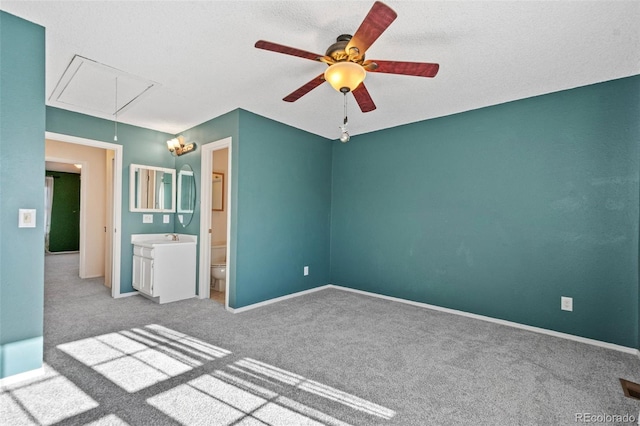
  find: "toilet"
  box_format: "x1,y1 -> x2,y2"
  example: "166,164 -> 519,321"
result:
210,244 -> 226,292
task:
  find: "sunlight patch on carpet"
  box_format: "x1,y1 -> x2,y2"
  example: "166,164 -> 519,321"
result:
233,358 -> 395,419
57,324 -> 231,393
1,363 -> 98,425
147,373 -> 326,426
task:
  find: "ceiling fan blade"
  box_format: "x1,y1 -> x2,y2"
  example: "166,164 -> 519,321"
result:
255,40 -> 323,61
283,74 -> 326,102
364,60 -> 439,77
352,83 -> 376,113
346,2 -> 397,56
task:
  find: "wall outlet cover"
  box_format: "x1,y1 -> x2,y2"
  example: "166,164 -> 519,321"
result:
304,266 -> 309,276
143,214 -> 153,224
561,296 -> 573,312
18,209 -> 36,228
163,214 -> 170,224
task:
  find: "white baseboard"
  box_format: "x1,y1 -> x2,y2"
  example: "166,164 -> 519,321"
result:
0,367 -> 45,389
327,285 -> 639,355
227,285 -> 331,313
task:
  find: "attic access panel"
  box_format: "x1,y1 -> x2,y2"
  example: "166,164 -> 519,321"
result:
49,55 -> 158,118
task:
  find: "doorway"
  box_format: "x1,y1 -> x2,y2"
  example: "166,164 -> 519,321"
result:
45,131 -> 123,297
199,137 -> 232,308
45,167 -> 81,253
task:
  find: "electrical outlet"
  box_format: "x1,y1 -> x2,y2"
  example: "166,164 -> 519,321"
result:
303,266 -> 309,276
163,214 -> 170,224
143,214 -> 153,224
561,296 -> 573,312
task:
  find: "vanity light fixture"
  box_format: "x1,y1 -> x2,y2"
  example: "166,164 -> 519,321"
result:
167,136 -> 197,156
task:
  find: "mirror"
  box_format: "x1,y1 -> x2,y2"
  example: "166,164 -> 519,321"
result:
177,164 -> 196,227
212,172 -> 224,211
130,164 -> 176,212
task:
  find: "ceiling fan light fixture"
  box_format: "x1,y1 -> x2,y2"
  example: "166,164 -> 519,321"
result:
324,62 -> 366,93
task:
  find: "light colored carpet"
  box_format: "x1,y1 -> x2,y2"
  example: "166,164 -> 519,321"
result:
2,253 -> 639,425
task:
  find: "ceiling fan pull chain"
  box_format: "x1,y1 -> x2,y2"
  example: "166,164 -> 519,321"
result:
343,92 -> 348,125
340,92 -> 350,143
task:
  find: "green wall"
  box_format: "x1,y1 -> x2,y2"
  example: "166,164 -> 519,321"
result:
46,171 -> 81,252
0,11 -> 46,378
331,75 -> 640,348
177,109 -> 332,308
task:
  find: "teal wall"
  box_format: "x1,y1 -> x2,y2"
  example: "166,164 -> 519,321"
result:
46,107 -> 175,293
235,110 -> 331,307
331,75 -> 640,348
0,12 -> 46,378
177,109 -> 332,308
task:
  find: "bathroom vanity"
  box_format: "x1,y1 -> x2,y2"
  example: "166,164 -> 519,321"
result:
131,233 -> 197,304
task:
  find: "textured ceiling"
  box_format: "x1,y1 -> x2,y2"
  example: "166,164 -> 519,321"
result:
2,1 -> 639,140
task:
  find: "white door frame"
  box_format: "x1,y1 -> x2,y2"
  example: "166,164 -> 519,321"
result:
45,131 -> 123,298
199,137 -> 232,308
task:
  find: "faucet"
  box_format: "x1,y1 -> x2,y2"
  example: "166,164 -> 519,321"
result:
166,233 -> 179,241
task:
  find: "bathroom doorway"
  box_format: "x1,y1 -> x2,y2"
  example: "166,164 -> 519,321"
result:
199,137 -> 232,308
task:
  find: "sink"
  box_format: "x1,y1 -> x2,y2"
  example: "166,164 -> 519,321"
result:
134,239 -> 183,248
131,233 -> 197,248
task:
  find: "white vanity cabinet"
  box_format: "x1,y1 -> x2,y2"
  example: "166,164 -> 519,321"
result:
131,234 -> 197,304
132,246 -> 156,296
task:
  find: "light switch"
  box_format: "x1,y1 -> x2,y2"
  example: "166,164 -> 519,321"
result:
143,214 -> 153,223
18,209 -> 36,228
163,214 -> 170,224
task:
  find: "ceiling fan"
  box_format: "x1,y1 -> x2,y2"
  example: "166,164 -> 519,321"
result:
255,1 -> 439,113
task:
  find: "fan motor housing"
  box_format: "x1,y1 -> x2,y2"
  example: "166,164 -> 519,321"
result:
325,34 -> 364,63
